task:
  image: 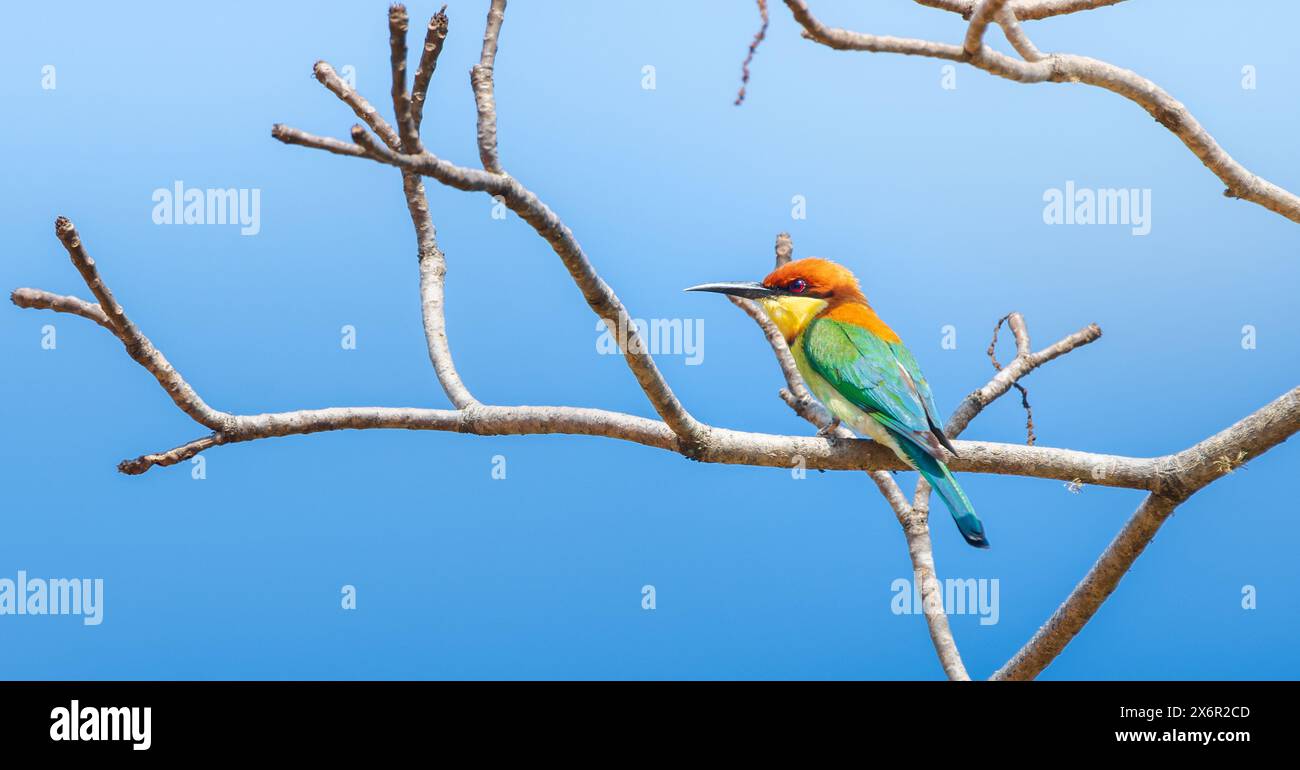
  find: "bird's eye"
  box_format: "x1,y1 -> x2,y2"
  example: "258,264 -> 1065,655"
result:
788,278 -> 808,294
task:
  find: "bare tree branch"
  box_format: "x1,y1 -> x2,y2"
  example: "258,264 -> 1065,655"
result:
994,385 -> 1300,679
471,0 -> 506,174
783,0 -> 1300,223
964,0 -> 1009,56
312,61 -> 402,152
111,404 -> 675,475
411,4 -> 449,133
994,5 -> 1042,61
10,288 -> 112,332
888,480 -> 971,680
283,33 -> 479,412
735,0 -> 771,106
118,434 -> 226,476
384,7 -> 478,408
904,310 -> 1029,589
15,240 -> 1257,490
269,125 -> 368,158
909,310 -> 1089,555
410,188 -> 478,409
1006,0 -> 1126,20
32,218 -> 232,432
910,309 -> 1096,677
328,99 -> 708,445
389,4 -> 418,151
916,0 -> 1127,21
983,313 -> 1044,445
915,312 -> 1091,675
773,231 -> 794,266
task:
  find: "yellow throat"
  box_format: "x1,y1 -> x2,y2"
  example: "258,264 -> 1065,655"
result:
758,296 -> 828,342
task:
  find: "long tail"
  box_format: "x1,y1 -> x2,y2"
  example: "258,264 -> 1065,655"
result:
895,439 -> 989,548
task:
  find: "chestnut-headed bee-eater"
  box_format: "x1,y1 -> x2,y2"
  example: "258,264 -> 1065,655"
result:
687,258 -> 988,548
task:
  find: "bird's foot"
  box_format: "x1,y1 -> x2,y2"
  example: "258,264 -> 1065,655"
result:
817,417 -> 842,438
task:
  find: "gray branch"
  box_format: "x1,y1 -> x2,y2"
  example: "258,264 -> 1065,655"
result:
784,0 -> 1300,223
470,0 -> 506,174
993,386 -> 1300,679
410,5 -> 449,133
917,1 -> 1128,22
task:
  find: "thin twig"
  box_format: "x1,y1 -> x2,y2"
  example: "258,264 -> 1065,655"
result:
471,0 -> 507,174
10,288 -> 112,332
774,231 -> 793,266
988,314 -> 1037,445
39,218 -> 230,431
389,4 -> 418,151
313,61 -> 401,152
915,0 -> 1127,21
271,124 -> 368,157
735,0 -> 770,105
995,5 -> 1042,61
411,5 -> 450,132
382,5 -> 477,407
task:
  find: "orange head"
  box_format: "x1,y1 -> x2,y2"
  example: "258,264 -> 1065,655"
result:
685,258 -> 878,342
759,258 -> 867,306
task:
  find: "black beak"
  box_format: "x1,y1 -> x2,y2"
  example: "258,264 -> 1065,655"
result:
683,281 -> 775,300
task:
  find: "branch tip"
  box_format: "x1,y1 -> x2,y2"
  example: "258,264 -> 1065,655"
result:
735,0 -> 771,106
774,231 -> 793,266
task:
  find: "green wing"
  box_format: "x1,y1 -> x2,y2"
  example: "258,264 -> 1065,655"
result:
887,340 -> 946,434
801,317 -> 947,456
803,317 -> 984,547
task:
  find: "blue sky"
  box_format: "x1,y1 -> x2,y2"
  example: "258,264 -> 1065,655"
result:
1,0 -> 1296,679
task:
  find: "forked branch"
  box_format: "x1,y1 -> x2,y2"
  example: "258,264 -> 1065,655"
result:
779,0 -> 1300,223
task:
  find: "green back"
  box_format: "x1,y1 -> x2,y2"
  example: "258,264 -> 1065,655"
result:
801,316 -> 945,449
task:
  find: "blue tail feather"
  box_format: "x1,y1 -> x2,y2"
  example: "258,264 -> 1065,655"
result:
895,439 -> 989,548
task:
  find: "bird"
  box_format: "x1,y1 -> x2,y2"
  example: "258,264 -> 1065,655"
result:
686,257 -> 988,548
